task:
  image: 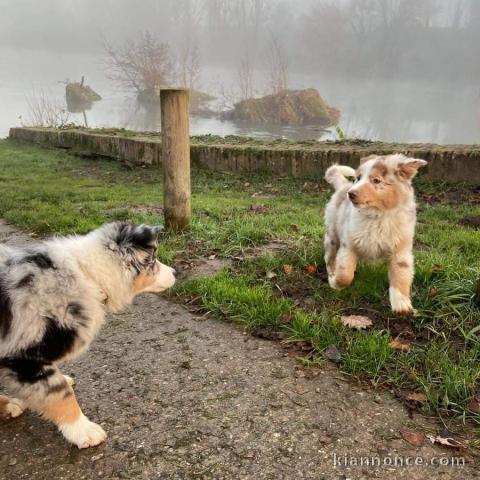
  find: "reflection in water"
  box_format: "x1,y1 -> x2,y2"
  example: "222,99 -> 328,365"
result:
66,98 -> 92,113
92,98 -> 331,141
108,98 -> 331,141
71,81 -> 477,144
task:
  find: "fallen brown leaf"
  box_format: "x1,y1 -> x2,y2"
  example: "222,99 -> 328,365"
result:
278,312 -> 293,324
467,395 -> 480,414
401,430 -> 425,447
305,264 -> 317,274
283,264 -> 294,275
427,433 -> 466,449
247,204 -> 272,214
428,287 -> 438,299
406,392 -> 427,403
389,338 -> 412,352
340,315 -> 373,330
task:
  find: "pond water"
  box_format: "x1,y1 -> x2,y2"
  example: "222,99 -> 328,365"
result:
1,48 -> 479,144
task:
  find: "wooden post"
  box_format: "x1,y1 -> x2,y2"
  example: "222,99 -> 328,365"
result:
160,88 -> 191,230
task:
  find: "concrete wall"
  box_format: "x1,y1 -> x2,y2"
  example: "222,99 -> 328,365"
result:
9,127 -> 480,184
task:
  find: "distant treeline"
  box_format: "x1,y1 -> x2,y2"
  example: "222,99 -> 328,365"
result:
2,0 -> 480,84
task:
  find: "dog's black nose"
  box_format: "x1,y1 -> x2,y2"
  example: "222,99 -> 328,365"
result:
348,191 -> 357,201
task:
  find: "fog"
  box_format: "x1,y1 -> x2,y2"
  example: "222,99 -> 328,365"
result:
1,0 -> 479,142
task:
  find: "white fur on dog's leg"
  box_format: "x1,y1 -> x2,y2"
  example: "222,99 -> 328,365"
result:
59,413 -> 107,449
328,275 -> 344,290
389,287 -> 413,314
5,398 -> 25,418
63,375 -> 75,387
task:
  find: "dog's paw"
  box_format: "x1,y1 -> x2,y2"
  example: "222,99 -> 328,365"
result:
63,375 -> 75,387
389,287 -> 413,314
328,275 -> 344,290
0,397 -> 25,418
60,414 -> 107,449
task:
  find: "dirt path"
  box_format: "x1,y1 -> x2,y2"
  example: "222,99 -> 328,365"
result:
0,222 -> 477,479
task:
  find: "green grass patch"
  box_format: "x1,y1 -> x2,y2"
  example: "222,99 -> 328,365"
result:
1,139 -> 480,429
175,271 -> 291,328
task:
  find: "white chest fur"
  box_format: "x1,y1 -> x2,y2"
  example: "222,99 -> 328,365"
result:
348,208 -> 414,260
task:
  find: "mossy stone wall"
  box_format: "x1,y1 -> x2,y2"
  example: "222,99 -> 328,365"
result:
9,127 -> 480,184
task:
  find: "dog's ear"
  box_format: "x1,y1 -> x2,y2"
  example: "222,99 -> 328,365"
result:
113,223 -> 161,251
130,225 -> 162,250
396,158 -> 428,180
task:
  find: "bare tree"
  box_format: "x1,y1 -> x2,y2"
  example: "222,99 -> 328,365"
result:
237,53 -> 254,100
302,2 -> 349,60
450,0 -> 465,29
218,83 -> 238,111
103,31 -> 173,93
178,40 -> 201,91
266,34 -> 288,94
23,90 -> 71,128
205,0 -> 231,30
170,0 -> 204,30
251,0 -> 268,32
349,0 -> 378,39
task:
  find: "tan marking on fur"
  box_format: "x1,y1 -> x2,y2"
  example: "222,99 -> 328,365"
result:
0,395 -> 10,415
132,271 -> 156,293
352,181 -> 375,205
0,395 -> 21,418
389,264 -> 411,296
381,185 -> 401,209
353,173 -> 400,210
333,251 -> 357,288
372,161 -> 388,177
398,160 -> 426,179
36,388 -> 82,425
389,239 -> 414,298
334,270 -> 355,288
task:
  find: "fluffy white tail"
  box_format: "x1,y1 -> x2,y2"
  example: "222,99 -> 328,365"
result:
325,165 -> 356,190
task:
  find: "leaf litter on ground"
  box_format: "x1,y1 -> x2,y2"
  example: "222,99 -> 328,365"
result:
341,315 -> 373,330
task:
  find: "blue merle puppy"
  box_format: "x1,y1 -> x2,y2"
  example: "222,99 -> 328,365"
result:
0,222 -> 175,448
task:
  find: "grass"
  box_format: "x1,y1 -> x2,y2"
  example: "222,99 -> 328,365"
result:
1,139 -> 480,432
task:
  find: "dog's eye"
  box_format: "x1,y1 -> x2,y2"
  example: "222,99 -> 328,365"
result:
372,177 -> 382,185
